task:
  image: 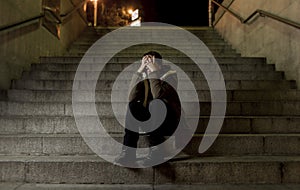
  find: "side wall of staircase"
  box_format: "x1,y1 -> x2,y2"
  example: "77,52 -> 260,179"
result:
214,0 -> 300,88
0,0 -> 87,90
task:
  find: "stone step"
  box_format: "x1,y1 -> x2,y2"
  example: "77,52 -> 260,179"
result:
7,89 -> 300,102
90,32 -> 224,39
70,39 -> 230,49
1,114 -> 300,134
21,70 -> 284,81
186,134 -> 300,156
67,46 -> 238,54
89,32 -> 224,37
75,38 -> 229,44
1,116 -> 299,135
0,133 -> 299,156
67,50 -> 239,57
70,40 -> 233,47
94,26 -> 215,32
71,41 -> 232,49
66,48 -> 238,54
75,37 -> 227,44
94,26 -> 215,31
69,52 -> 241,57
70,38 -> 229,45
0,101 -> 300,116
31,62 -> 275,72
39,56 -> 267,65
0,155 -> 299,184
1,183 -> 300,190
75,33 -> 227,39
78,32 -> 230,43
84,29 -> 222,36
69,43 -> 234,50
12,79 -> 297,90
69,46 -> 233,55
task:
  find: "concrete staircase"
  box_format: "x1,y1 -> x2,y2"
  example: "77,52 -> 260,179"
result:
0,26 -> 300,189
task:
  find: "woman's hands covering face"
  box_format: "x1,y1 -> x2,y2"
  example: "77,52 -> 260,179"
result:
138,55 -> 160,74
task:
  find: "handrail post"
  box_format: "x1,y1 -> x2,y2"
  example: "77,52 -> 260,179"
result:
208,0 -> 213,27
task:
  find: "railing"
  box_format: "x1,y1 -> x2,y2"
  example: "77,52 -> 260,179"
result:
43,6 -> 62,24
60,0 -> 88,24
0,15 -> 44,32
0,0 -> 88,38
210,0 -> 300,30
43,0 -> 88,38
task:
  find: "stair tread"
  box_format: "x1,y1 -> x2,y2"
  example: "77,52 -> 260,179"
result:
9,88 -> 299,91
39,56 -> 266,59
3,100 -> 300,103
0,183 -> 299,190
14,79 -> 294,82
2,115 -> 300,118
1,133 -> 299,137
0,155 -> 300,162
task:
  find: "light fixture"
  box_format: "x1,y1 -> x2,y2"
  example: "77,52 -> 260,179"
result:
128,9 -> 133,14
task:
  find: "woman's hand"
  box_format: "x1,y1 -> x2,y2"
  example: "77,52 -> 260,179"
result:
144,55 -> 160,73
137,55 -> 151,73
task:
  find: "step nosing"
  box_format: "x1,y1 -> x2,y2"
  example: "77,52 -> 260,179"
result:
0,155 -> 300,163
1,134 -> 300,137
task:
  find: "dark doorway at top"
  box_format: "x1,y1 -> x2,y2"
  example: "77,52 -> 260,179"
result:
142,0 -> 209,26
85,0 -> 214,27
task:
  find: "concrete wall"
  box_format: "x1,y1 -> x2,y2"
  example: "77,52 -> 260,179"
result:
0,0 -> 87,89
60,0 -> 88,49
214,0 -> 300,88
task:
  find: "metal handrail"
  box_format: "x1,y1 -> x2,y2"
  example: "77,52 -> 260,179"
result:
60,0 -> 88,22
43,0 -> 87,23
0,14 -> 44,32
0,0 -> 87,33
43,6 -> 62,24
211,0 -> 300,29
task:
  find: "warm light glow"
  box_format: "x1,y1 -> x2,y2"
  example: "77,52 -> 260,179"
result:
91,0 -> 98,27
128,9 -> 133,14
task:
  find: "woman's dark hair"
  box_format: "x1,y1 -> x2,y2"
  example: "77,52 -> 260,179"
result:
143,51 -> 163,65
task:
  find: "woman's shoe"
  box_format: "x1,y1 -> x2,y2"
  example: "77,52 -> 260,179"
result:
114,147 -> 137,166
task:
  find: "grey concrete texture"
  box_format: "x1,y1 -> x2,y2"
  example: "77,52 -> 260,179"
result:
20,70 -> 284,81
0,134 -> 299,156
1,116 -> 300,135
72,52 -> 241,58
1,101 -> 300,116
214,0 -> 300,88
69,44 -> 236,53
31,62 -> 276,73
12,79 -> 297,91
68,50 -> 240,57
6,89 -> 300,103
0,0 -> 87,90
0,155 -> 300,184
1,183 -> 300,190
38,56 -> 267,64
0,25 -> 300,186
